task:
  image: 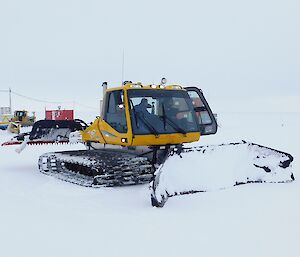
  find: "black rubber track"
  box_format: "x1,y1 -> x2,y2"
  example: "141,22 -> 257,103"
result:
38,149 -> 155,187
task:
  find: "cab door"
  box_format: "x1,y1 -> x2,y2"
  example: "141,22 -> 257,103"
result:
185,87 -> 218,135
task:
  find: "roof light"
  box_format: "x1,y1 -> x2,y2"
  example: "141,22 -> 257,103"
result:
161,77 -> 167,85
150,85 -> 157,88
130,85 -> 142,88
172,85 -> 182,90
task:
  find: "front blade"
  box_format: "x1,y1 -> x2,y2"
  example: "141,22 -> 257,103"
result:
151,141 -> 294,207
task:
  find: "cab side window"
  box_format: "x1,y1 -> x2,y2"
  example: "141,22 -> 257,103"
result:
105,90 -> 127,133
188,91 -> 212,125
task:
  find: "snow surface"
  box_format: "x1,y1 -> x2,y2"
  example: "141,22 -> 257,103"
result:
0,112 -> 299,257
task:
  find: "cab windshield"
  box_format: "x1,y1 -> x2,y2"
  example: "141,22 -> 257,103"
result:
128,89 -> 199,135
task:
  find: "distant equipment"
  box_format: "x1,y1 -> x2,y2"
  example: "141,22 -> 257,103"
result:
0,107 -> 12,130
0,107 -> 11,115
0,109 -> 35,132
45,109 -> 74,121
11,110 -> 36,127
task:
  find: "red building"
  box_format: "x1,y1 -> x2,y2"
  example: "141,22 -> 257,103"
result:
45,109 -> 74,120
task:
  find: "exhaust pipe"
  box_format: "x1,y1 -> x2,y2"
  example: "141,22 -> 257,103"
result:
100,82 -> 108,115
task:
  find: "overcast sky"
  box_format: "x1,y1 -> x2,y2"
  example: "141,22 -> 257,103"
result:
0,0 -> 299,118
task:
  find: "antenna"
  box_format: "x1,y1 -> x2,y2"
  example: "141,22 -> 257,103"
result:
9,88 -> 12,114
121,49 -> 125,85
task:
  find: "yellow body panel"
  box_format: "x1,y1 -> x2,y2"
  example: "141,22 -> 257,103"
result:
82,117 -> 131,146
131,133 -> 199,146
106,84 -> 184,92
82,117 -> 200,147
82,83 -> 201,147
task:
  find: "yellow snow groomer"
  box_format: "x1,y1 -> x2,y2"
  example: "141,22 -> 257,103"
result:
38,80 -> 293,201
39,80 -> 218,186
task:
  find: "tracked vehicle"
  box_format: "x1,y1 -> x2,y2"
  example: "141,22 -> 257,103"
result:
38,80 -> 294,199
39,80 -> 218,186
2,119 -> 87,148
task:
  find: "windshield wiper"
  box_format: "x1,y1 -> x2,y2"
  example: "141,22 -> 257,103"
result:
161,104 -> 187,135
130,101 -> 159,137
137,112 -> 159,137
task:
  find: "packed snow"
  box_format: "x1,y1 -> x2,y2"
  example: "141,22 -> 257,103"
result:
0,112 -> 299,257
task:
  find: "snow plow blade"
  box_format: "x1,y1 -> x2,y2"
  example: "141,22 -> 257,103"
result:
1,119 -> 87,151
150,141 -> 294,207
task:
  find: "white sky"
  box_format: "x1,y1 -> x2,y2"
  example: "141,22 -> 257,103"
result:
0,0 -> 299,118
